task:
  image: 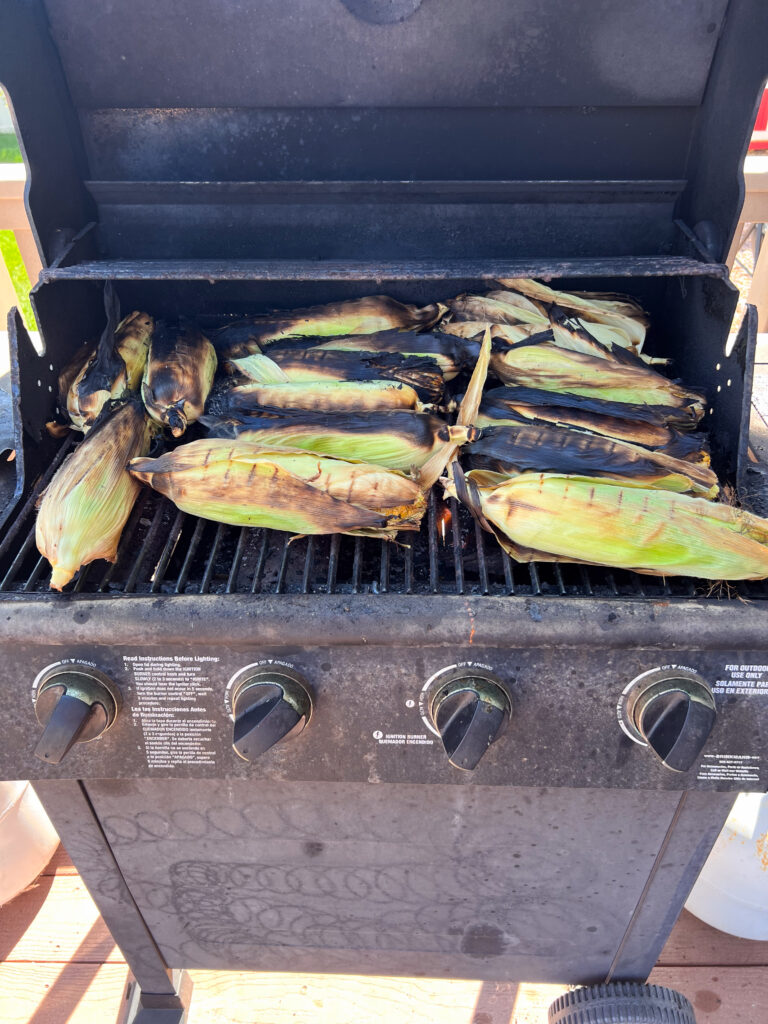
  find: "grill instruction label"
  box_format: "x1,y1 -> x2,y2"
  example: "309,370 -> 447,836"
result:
123,655 -> 219,768
716,665 -> 768,696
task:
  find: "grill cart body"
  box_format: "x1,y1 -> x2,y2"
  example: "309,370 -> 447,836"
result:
1,1 -> 768,1021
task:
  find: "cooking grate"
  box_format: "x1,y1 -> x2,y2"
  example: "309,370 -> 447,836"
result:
1,440 -> 766,601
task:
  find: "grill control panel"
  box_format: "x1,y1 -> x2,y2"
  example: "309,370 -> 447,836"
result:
8,646 -> 766,789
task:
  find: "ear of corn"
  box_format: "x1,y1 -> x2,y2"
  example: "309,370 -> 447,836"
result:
129,440 -> 425,537
36,401 -> 154,590
444,467 -> 768,580
496,278 -> 648,352
477,386 -> 708,457
142,320 -> 217,437
205,409 -> 476,472
214,296 -> 445,356
313,329 -> 480,380
221,379 -> 423,414
243,349 -> 445,404
67,282 -> 126,431
468,424 -> 719,498
489,338 -> 705,417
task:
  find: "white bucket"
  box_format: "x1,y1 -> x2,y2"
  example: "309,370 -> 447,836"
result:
685,792 -> 768,940
0,781 -> 59,906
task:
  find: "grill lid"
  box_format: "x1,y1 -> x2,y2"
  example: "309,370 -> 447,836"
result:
2,1 -> 768,264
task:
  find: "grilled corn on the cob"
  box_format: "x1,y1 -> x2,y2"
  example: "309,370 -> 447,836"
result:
142,320 -> 217,436
468,424 -> 718,498
445,467 -> 768,580
129,441 -> 425,537
489,339 -> 705,417
66,285 -> 153,431
36,401 -> 154,590
214,296 -> 445,357
221,380 -> 423,414
232,349 -> 444,404
477,386 -> 708,459
313,330 -> 480,380
496,278 -> 648,352
205,409 -> 477,472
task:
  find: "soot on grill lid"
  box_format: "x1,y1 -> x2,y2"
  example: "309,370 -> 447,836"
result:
1,1 -> 767,265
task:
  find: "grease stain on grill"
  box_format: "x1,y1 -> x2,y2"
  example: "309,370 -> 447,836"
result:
460,923 -> 509,958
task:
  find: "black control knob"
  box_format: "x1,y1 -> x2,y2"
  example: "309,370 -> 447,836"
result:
33,665 -> 120,764
624,669 -> 717,773
231,668 -> 312,762
428,670 -> 511,771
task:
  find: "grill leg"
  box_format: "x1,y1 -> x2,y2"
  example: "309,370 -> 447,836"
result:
120,970 -> 192,1024
31,781 -> 186,999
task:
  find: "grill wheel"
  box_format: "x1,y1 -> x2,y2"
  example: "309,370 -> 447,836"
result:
548,982 -> 697,1024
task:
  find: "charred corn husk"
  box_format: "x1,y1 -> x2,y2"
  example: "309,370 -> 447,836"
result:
142,320 -> 217,437
233,349 -> 444,404
222,380 -> 423,414
444,285 -> 654,361
313,330 -> 480,381
489,339 -> 705,418
445,468 -> 768,580
66,284 -> 154,432
468,424 -> 719,498
496,278 -> 648,353
214,296 -> 445,357
441,320 -> 553,347
36,401 -> 154,591
205,409 -> 477,472
129,440 -> 425,537
477,386 -> 708,459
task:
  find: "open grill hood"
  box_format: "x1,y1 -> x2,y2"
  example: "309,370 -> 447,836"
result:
1,0 -> 767,268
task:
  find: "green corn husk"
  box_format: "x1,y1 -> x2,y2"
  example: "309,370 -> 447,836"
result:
467,424 -> 719,498
142,320 -> 217,437
204,409 -> 478,473
496,278 -> 648,352
221,379 -> 424,414
313,330 -> 480,380
66,284 -> 153,432
489,339 -> 705,417
445,467 -> 768,580
214,296 -> 445,357
232,349 -> 445,404
129,440 -> 426,538
477,386 -> 709,459
36,401 -> 155,590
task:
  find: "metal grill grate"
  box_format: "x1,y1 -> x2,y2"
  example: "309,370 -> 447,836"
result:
1,446 -> 765,601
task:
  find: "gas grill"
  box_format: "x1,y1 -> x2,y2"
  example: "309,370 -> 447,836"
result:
2,2 -> 768,1023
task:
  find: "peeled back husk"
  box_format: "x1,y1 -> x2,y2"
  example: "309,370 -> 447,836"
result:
467,423 -> 719,498
445,468 -> 768,580
489,339 -> 705,418
213,296 -> 445,356
129,440 -> 426,537
142,320 -> 217,437
36,401 -> 154,590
